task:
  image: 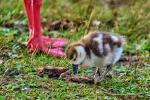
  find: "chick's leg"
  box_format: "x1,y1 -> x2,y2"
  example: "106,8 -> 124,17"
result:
94,65 -> 113,84
101,64 -> 113,79
93,67 -> 101,84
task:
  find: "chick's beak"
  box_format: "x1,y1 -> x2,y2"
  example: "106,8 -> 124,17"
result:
72,64 -> 78,75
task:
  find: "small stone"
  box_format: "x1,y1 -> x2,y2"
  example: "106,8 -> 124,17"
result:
0,59 -> 3,64
92,20 -> 101,26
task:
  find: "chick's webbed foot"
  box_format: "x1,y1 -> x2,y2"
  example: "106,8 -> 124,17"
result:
93,65 -> 113,84
59,70 -> 72,79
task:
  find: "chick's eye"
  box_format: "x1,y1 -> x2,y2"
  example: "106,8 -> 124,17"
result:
73,58 -> 76,61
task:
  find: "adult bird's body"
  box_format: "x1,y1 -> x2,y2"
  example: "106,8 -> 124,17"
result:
24,0 -> 67,57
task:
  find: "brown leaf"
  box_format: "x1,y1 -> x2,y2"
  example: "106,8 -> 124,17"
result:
35,66 -> 68,78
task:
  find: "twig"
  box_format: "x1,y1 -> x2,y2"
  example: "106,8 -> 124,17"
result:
85,8 -> 95,35
133,55 -> 138,79
84,0 -> 96,35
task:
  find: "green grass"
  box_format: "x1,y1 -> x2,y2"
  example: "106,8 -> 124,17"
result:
0,0 -> 150,99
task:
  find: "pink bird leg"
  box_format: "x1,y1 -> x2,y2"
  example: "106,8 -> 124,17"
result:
24,0 -> 68,57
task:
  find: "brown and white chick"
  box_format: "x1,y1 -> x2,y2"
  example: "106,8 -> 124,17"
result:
65,31 -> 126,84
